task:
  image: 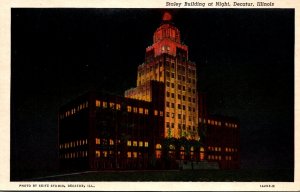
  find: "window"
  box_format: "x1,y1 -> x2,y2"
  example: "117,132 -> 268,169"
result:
109,102 -> 115,109
171,73 -> 175,78
166,112 -> 170,117
183,86 -> 186,91
127,140 -> 132,146
139,108 -> 143,114
96,138 -> 100,145
171,93 -> 174,98
178,104 -> 181,109
96,150 -> 100,158
145,142 -> 149,147
133,107 -> 138,113
133,141 -> 138,147
178,94 -> 181,99
167,92 -> 170,97
154,110 -> 158,116
188,97 -> 191,102
116,104 -> 121,110
178,84 -> 181,90
127,152 -> 131,158
166,81 -> 170,87
166,102 -> 170,107
145,109 -> 149,115
96,100 -> 101,107
160,111 -> 164,116
103,102 -> 107,108
166,122 -> 170,128
139,141 -> 143,147
171,103 -> 175,108
171,83 -> 174,88
171,113 -> 175,118
182,105 -> 186,110
127,106 -> 132,112
178,114 -> 181,119
171,123 -> 174,128
109,139 -> 114,145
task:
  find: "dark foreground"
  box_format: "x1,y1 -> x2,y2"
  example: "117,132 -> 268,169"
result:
14,169 -> 293,182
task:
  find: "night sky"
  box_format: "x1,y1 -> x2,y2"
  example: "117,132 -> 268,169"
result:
11,9 -> 294,177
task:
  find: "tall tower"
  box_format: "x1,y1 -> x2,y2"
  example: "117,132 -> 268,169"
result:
125,12 -> 199,139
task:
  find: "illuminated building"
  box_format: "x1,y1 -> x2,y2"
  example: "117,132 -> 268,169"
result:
125,12 -> 198,140
58,11 -> 240,170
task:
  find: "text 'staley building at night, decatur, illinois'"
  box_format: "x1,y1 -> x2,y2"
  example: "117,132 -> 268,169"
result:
58,12 -> 240,170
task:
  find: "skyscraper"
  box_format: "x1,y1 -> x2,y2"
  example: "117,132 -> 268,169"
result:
125,12 -> 199,140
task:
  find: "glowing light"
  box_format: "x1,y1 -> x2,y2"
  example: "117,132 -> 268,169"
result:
162,12 -> 172,21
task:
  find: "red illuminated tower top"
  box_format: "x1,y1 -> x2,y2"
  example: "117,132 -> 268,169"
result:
147,11 -> 188,58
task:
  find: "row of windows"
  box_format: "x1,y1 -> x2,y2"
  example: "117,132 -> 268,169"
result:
60,151 -> 88,159
95,138 -> 115,146
207,155 -> 238,161
166,93 -> 196,102
96,100 -> 121,110
95,150 -> 115,158
199,118 -> 238,128
127,140 -> 149,147
96,100 -> 154,116
166,102 -> 196,112
166,113 -> 195,121
127,106 -> 149,115
96,150 -> 148,159
60,101 -> 89,120
60,139 -> 88,149
207,146 -> 238,152
208,155 -> 222,160
166,122 -> 196,131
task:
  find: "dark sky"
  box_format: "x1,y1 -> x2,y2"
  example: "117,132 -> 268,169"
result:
11,9 -> 294,175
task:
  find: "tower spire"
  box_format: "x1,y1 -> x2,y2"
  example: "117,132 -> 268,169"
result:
162,11 -> 172,22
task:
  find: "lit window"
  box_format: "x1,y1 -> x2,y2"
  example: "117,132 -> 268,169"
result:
154,110 -> 158,116
103,102 -> 107,108
133,107 -> 138,113
208,120 -> 211,124
103,151 -> 107,157
116,104 -> 121,110
139,108 -> 143,114
133,141 -> 138,147
96,100 -> 101,107
139,141 -> 143,147
127,152 -> 131,158
160,111 -> 164,116
96,150 -> 100,158
96,138 -> 100,145
156,144 -> 162,149
145,109 -> 149,115
127,106 -> 132,112
145,142 -> 149,147
109,139 -> 114,145
127,140 -> 131,146
109,102 -> 115,109
133,152 -> 138,158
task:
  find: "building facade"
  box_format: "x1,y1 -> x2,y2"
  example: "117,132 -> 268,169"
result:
58,12 -> 240,170
125,12 -> 198,140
